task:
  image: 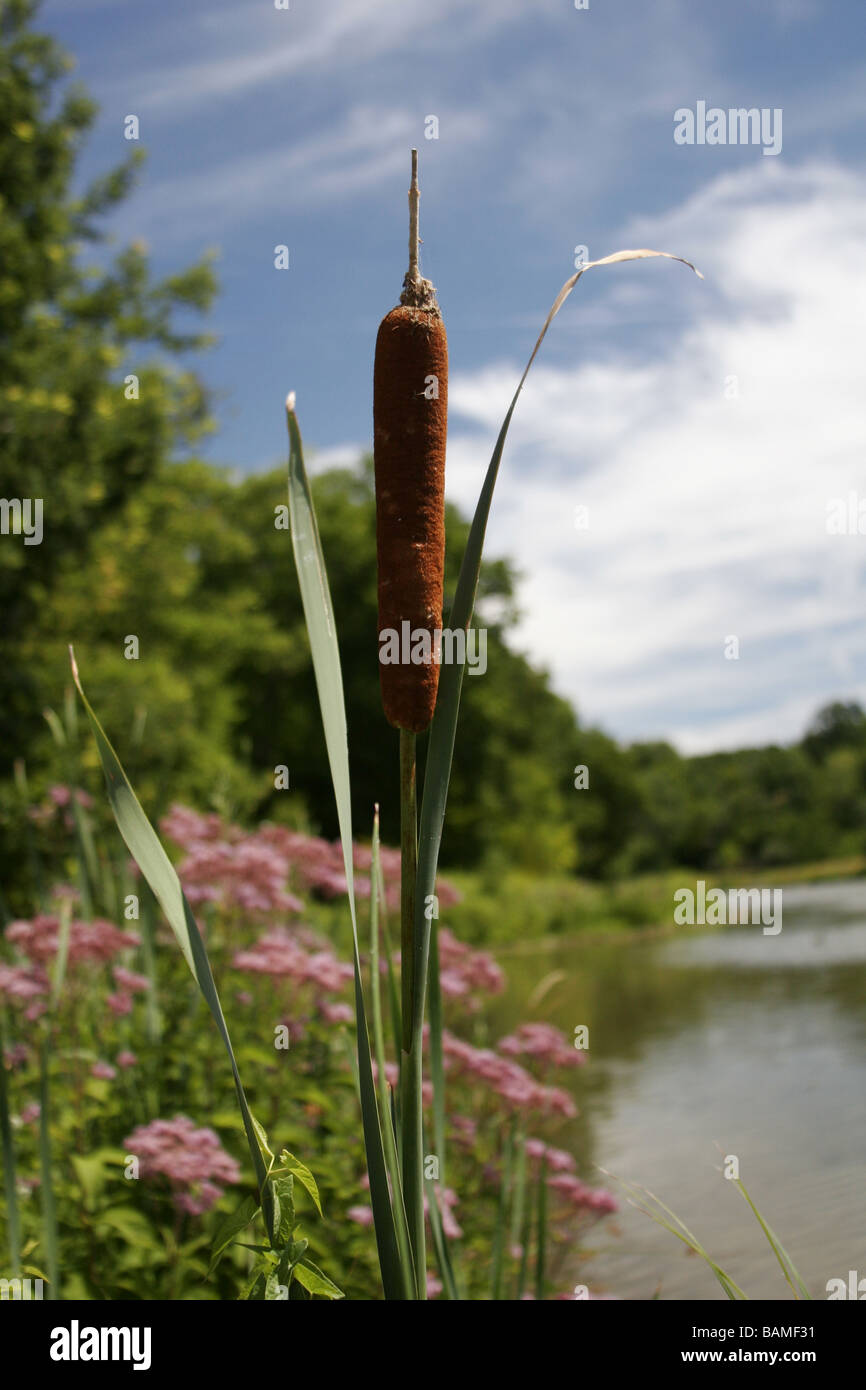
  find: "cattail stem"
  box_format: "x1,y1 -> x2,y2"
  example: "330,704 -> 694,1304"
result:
407,149 -> 419,287
399,729 -> 417,1049
399,728 -> 426,1293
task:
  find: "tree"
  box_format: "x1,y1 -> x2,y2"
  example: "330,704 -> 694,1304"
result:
0,0 -> 217,763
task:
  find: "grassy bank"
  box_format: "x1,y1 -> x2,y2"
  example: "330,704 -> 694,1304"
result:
447,855 -> 866,947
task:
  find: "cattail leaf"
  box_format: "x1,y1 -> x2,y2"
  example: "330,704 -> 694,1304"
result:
69,649 -> 275,1236
286,399 -> 415,1301
412,248 -> 703,1038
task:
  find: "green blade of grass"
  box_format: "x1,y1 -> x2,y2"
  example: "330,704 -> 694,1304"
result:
412,251 -> 702,1051
376,858 -> 403,1074
38,1041 -> 59,1299
69,651 -> 276,1242
428,915 -> 447,1188
733,1177 -> 812,1300
286,397 -> 414,1300
604,1170 -> 747,1300
425,1166 -> 459,1301
491,1121 -> 514,1300
0,1009 -> 22,1277
534,1155 -> 548,1302
370,807 -> 416,1286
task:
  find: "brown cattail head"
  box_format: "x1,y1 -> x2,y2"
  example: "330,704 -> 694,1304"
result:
373,154 -> 448,733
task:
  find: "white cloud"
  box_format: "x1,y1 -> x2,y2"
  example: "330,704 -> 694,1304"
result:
445,161 -> 866,752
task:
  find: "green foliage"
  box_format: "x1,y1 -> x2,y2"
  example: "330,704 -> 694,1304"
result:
0,0 -> 216,779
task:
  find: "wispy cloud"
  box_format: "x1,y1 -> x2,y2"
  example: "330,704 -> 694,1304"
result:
114,0 -> 535,115
446,161 -> 866,751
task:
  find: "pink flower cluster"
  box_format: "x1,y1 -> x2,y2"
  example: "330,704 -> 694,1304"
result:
27,785 -> 93,828
107,965 -> 151,1017
547,1173 -> 618,1214
0,962 -> 49,1004
438,927 -> 504,1004
498,1022 -> 584,1071
523,1141 -> 617,1216
440,1029 -> 577,1118
123,1115 -> 242,1215
160,803 -> 460,916
524,1138 -> 577,1173
232,927 -> 353,996
157,808 -> 304,917
6,915 -> 140,965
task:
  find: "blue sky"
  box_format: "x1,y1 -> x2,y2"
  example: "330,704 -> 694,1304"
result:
44,0 -> 866,752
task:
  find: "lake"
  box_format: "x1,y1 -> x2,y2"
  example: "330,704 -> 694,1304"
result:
490,879 -> 866,1300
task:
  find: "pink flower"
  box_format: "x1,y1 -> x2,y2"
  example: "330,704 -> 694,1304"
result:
91,1061 -> 117,1080
319,1001 -> 354,1025
424,1186 -> 462,1240
233,928 -> 352,997
19,1103 -> 41,1124
116,1051 -> 138,1069
107,992 -> 133,1016
123,1115 -> 241,1214
426,1273 -> 443,1298
112,966 -> 150,993
348,1205 -> 374,1228
498,1022 -> 583,1070
6,915 -> 139,965
0,963 -> 49,1002
547,1174 -> 618,1214
525,1139 -> 576,1174
439,1029 -> 577,1118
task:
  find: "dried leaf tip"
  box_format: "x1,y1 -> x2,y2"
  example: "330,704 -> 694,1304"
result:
286,391 -> 297,412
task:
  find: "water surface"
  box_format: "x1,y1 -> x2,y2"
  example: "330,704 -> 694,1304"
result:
491,880 -> 866,1300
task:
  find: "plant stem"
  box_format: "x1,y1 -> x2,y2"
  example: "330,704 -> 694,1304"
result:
399,730 -> 417,1047
399,728 -> 425,1294
0,1009 -> 22,1277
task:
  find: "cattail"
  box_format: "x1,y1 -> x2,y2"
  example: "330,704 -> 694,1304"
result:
373,151 -> 448,733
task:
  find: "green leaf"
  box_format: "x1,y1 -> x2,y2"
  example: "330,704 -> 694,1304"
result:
71,1152 -> 110,1209
70,649 -> 276,1241
293,1258 -> 344,1300
286,401 -> 414,1301
208,1194 -> 260,1276
278,1150 -> 321,1218
272,1171 -> 295,1245
412,250 -> 703,1041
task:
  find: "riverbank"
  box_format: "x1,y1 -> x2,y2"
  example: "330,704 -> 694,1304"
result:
447,855 -> 866,947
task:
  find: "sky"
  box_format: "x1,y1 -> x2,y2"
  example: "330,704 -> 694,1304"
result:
42,0 -> 866,754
